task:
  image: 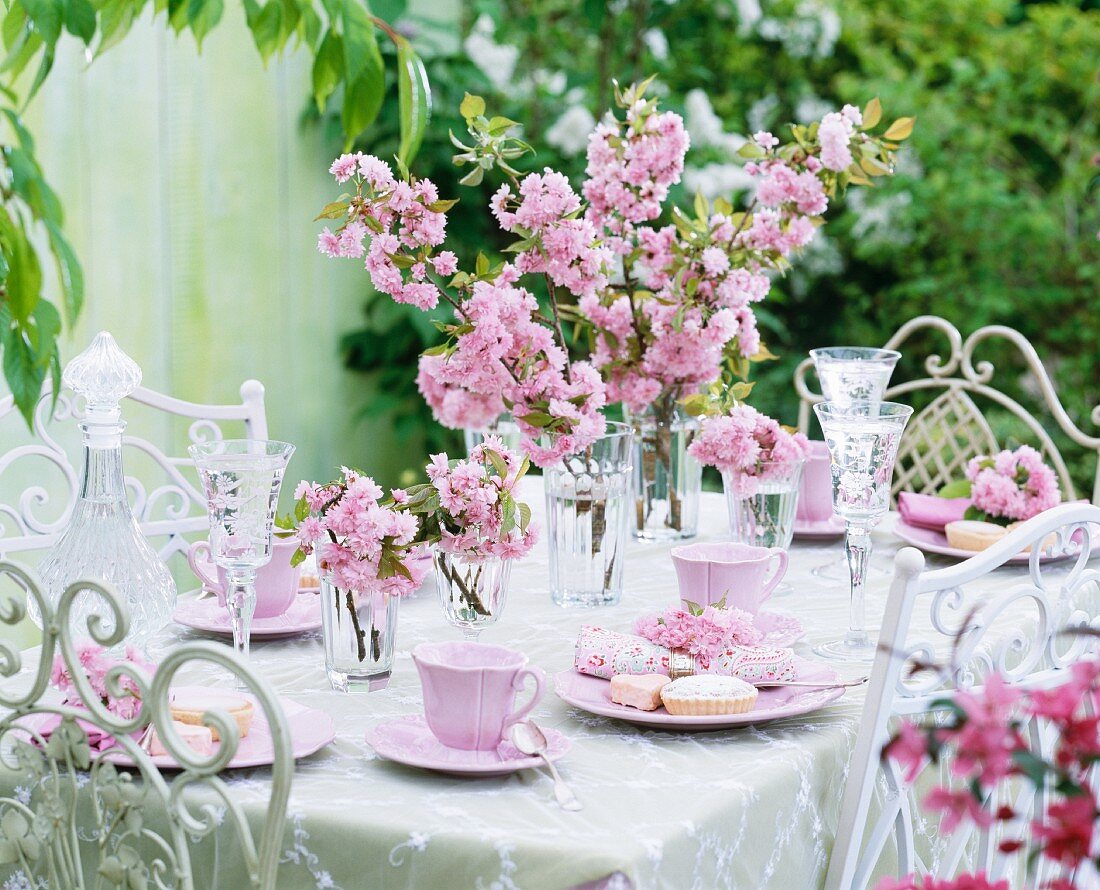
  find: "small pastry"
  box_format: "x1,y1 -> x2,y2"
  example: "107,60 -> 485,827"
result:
299,572 -> 320,590
150,720 -> 215,757
945,520 -> 1009,552
660,675 -> 758,716
169,689 -> 254,740
610,674 -> 670,711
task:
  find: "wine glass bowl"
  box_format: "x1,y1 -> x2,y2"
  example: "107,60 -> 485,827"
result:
810,347 -> 901,406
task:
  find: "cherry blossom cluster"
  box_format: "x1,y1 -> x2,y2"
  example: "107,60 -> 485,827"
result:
491,169 -> 612,299
965,445 -> 1060,523
688,404 -> 811,496
317,152 -> 457,310
50,640 -> 155,721
880,657 -> 1100,890
291,469 -> 431,597
415,354 -> 504,432
634,601 -> 762,670
418,436 -> 537,561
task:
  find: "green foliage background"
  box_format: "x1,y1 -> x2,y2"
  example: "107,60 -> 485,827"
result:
340,0 -> 1100,493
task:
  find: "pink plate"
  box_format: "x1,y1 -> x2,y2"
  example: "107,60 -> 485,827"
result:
367,714 -> 570,778
793,516 -> 846,539
173,590 -> 321,638
756,611 -> 805,647
892,519 -> 1096,565
554,656 -> 846,731
18,691 -> 335,771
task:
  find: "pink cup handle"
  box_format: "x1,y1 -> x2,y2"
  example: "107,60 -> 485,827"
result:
502,666 -> 546,734
186,541 -> 223,604
759,548 -> 788,602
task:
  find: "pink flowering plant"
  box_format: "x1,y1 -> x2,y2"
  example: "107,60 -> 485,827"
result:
939,445 -> 1061,526
50,640 -> 155,722
877,653 -> 1100,890
688,400 -> 812,497
316,81 -> 913,482
634,599 -> 762,670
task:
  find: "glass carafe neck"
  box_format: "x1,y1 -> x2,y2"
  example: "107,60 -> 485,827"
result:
78,420 -> 127,503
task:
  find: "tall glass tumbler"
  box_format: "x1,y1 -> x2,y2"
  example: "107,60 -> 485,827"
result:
813,402 -> 912,661
189,439 -> 294,659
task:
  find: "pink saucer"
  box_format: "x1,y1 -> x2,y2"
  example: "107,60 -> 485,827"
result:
172,590 -> 322,638
893,519 -> 1097,565
367,715 -> 570,778
554,656 -> 845,731
756,611 -> 805,647
793,516 -> 846,539
17,690 -> 335,771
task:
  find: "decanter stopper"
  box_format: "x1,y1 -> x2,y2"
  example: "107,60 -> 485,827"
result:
64,331 -> 142,443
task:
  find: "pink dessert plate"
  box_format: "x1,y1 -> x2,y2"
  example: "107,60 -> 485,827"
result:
17,690 -> 335,771
172,589 -> 322,639
892,519 -> 1096,565
793,516 -> 847,539
366,714 -> 570,778
554,656 -> 845,731
756,611 -> 805,647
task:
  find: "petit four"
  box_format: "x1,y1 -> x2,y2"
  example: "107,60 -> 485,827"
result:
149,720 -> 216,757
610,674 -> 670,711
169,688 -> 254,741
944,520 -> 1008,552
660,675 -> 759,716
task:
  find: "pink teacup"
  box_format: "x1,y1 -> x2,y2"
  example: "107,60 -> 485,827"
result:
670,541 -> 788,613
797,440 -> 834,523
186,537 -> 301,619
412,641 -> 545,751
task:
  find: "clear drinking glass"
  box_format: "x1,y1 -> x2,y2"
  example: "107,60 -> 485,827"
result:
189,439 -> 294,660
810,347 -> 901,406
627,401 -> 701,542
813,401 -> 913,661
723,458 -> 805,550
319,578 -> 398,693
544,422 -> 633,607
434,550 -> 512,640
463,412 -> 523,456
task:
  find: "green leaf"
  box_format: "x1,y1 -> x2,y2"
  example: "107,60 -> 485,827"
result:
693,190 -> 709,221
395,36 -> 430,166
340,0 -> 383,145
518,501 -> 531,532
500,490 -> 516,534
938,479 -> 972,499
862,97 -> 882,130
45,220 -> 83,323
290,548 -> 307,567
250,1 -> 283,62
313,199 -> 348,221
310,29 -> 341,112
883,117 -> 916,140
459,92 -> 484,121
22,0 -> 62,47
63,0 -> 96,44
486,448 -> 509,479
2,319 -> 47,426
3,4 -> 27,51
95,0 -> 136,56
518,411 -> 552,428
188,0 -> 225,48
737,141 -> 766,159
1011,749 -> 1050,787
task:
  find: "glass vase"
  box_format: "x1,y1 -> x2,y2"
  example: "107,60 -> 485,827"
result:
627,400 -> 701,541
463,412 -> 523,456
544,422 -> 633,607
319,574 -> 399,693
723,459 -> 805,550
434,549 -> 511,641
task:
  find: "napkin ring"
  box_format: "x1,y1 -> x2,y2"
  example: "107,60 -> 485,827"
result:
669,650 -> 695,680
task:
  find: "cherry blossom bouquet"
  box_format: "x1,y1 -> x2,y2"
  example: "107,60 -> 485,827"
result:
879,655 -> 1100,890
399,435 -> 538,562
635,599 -> 762,670
952,446 -> 1061,525
289,469 -> 431,597
688,403 -> 811,497
50,640 -> 155,721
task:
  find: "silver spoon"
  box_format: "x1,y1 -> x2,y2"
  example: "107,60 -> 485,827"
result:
753,676 -> 870,689
511,721 -> 582,812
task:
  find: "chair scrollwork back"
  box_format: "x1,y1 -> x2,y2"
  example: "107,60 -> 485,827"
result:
825,502 -> 1100,890
794,315 -> 1100,503
0,379 -> 268,564
0,559 -> 292,888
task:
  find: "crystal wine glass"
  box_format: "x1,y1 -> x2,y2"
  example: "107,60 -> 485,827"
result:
809,346 -> 902,582
812,401 -> 913,662
189,439 -> 294,659
435,551 -> 512,641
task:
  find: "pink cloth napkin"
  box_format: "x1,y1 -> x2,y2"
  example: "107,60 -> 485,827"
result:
27,713 -> 119,752
897,492 -> 971,531
573,625 -> 796,684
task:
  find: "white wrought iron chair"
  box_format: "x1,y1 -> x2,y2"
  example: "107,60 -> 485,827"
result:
794,316 -> 1100,503
825,502 -> 1100,890
0,375 -> 268,566
0,562 -> 292,888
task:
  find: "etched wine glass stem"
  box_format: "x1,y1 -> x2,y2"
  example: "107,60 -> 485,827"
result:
844,522 -> 874,649
226,568 -> 257,662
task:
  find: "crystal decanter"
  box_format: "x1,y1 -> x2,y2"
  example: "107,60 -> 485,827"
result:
34,332 -> 177,645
